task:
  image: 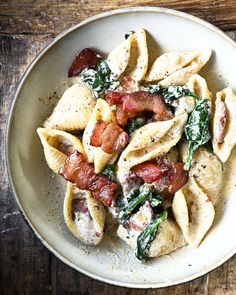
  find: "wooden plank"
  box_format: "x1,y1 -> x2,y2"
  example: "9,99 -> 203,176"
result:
0,0 -> 236,35
0,34 -> 51,295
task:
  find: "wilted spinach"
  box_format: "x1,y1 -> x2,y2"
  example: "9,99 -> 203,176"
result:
117,185 -> 164,221
162,85 -> 198,106
80,60 -> 119,98
135,209 -> 168,261
184,98 -> 211,170
118,185 -> 154,220
102,164 -> 115,181
141,84 -> 162,94
141,84 -> 198,106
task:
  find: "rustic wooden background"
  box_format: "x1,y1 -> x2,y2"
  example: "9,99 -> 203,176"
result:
1,1 -> 236,294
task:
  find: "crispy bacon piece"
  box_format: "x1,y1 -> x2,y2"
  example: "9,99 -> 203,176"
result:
90,120 -> 107,147
105,92 -> 123,105
106,91 -> 173,126
68,48 -> 102,77
168,163 -> 189,194
122,91 -> 172,121
115,104 -> 130,126
131,162 -> 168,183
131,157 -> 188,195
90,120 -> 129,154
59,151 -> 117,207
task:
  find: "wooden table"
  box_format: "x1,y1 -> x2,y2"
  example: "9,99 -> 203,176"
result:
1,1 -> 236,294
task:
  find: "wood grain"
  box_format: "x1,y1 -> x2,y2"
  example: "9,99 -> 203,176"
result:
0,0 -> 236,36
1,1 -> 236,294
0,35 -> 52,295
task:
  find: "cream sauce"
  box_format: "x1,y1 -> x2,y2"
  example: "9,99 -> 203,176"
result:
73,192 -> 99,244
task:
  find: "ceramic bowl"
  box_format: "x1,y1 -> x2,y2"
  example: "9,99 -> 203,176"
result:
6,7 -> 236,288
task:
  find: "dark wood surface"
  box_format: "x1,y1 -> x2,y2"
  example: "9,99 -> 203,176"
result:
1,1 -> 236,294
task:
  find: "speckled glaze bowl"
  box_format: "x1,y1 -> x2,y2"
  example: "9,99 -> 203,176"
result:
6,7 -> 236,288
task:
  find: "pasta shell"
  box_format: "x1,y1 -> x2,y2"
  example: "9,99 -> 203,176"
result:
117,113 -> 188,173
43,83 -> 96,131
117,218 -> 186,257
124,29 -> 148,81
180,143 -> 222,205
175,74 -> 212,117
148,218 -> 186,257
82,99 -> 118,173
145,51 -> 198,82
172,177 -> 215,248
212,87 -> 236,162
159,50 -> 212,87
107,36 -> 132,79
187,74 -> 212,102
64,182 -> 106,245
37,128 -> 84,173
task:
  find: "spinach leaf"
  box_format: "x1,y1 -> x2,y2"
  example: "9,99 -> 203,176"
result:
135,209 -> 168,261
149,194 -> 163,207
118,185 -> 154,220
116,187 -> 140,210
117,185 -> 164,221
162,85 -> 198,106
102,164 -> 115,181
184,98 -> 211,170
141,84 -> 198,106
80,60 -> 119,98
125,117 -> 146,135
141,84 -> 162,94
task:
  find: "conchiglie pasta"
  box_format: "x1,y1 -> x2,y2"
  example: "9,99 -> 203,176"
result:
187,74 -> 212,102
118,113 -> 188,172
145,51 -> 198,82
148,218 -> 186,257
212,87 -> 236,163
172,177 -> 215,248
175,74 -> 212,116
64,182 -> 106,245
124,29 -> 148,81
117,218 -> 186,257
37,128 -> 84,173
180,143 -> 222,205
43,83 -> 96,131
82,99 -> 118,173
107,36 -> 133,79
159,50 -> 212,87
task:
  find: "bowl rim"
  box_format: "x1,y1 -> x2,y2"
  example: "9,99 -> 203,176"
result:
5,6 -> 236,289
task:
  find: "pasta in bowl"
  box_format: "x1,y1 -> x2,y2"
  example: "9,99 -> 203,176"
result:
37,28 -> 235,262
7,8 -> 236,287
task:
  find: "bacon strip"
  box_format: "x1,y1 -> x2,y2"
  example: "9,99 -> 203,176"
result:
68,48 -> 102,77
90,120 -> 107,147
131,162 -> 168,183
59,151 -> 117,207
90,120 -> 129,154
131,157 -> 188,195
106,91 -> 173,126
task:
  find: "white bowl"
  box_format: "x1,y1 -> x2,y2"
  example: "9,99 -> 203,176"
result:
6,7 -> 236,288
